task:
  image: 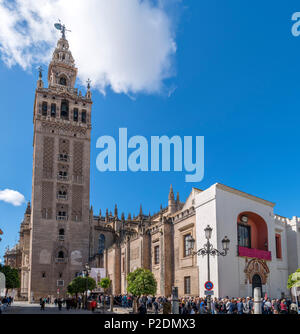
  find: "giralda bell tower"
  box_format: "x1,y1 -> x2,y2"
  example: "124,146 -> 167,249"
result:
28,26 -> 92,300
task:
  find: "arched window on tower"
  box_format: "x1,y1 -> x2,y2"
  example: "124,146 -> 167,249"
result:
61,100 -> 69,120
98,234 -> 105,254
60,76 -> 67,86
58,251 -> 64,259
42,102 -> 48,116
59,229 -> 65,241
81,110 -> 87,124
51,104 -> 56,118
73,108 -> 79,122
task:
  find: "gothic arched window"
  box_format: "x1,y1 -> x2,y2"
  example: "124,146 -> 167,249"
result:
98,234 -> 105,254
42,102 -> 48,116
58,251 -> 64,259
73,108 -> 79,122
81,110 -> 87,124
58,190 -> 67,196
61,100 -> 69,120
51,104 -> 56,118
58,229 -> 65,241
60,77 -> 67,86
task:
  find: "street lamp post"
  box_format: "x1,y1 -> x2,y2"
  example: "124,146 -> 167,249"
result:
83,263 -> 91,310
188,225 -> 230,314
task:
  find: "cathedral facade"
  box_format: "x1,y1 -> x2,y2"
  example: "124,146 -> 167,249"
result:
5,34 -> 300,301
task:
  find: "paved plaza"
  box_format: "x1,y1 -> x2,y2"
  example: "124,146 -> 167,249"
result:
1,301 -> 138,314
3,301 -> 93,314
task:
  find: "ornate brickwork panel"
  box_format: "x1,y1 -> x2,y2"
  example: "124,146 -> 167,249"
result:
71,185 -> 83,221
41,122 -> 87,137
43,137 -> 54,178
73,141 -> 83,176
59,138 -> 70,155
41,181 -> 54,219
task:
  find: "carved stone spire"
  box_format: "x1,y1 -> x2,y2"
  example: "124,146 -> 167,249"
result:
168,184 -> 176,214
169,184 -> 175,200
139,205 -> 143,217
25,202 -> 31,215
114,204 -> 118,218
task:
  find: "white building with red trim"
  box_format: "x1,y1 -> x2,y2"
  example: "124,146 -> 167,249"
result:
195,183 -> 300,299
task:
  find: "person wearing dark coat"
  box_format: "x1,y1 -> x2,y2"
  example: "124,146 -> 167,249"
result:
138,303 -> 147,315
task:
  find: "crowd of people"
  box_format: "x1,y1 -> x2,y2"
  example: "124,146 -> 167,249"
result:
1,293 -> 299,315
38,294 -> 112,312
131,295 -> 300,315
177,296 -> 299,314
36,294 -> 299,315
39,296 -> 85,311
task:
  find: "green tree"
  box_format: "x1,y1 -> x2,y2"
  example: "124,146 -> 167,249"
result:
0,265 -> 20,292
99,277 -> 111,291
67,282 -> 74,295
67,276 -> 96,296
287,268 -> 300,289
127,268 -> 157,312
127,268 -> 157,297
99,277 -> 113,310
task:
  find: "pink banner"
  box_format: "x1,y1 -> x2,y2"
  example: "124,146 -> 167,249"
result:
238,246 -> 272,261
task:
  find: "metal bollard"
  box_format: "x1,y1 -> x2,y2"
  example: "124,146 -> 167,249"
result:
171,287 -> 179,314
254,288 -> 262,314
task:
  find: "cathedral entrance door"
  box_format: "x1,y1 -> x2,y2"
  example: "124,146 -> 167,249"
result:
252,274 -> 262,297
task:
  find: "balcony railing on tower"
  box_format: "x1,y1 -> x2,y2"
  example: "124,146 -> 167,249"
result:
56,214 -> 68,221
55,258 -> 67,264
58,154 -> 70,162
57,194 -> 68,200
57,173 -> 69,181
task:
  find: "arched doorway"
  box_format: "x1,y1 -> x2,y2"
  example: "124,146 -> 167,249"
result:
252,274 -> 262,297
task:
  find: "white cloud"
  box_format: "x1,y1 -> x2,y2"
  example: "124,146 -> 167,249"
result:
0,0 -> 177,95
0,189 -> 25,206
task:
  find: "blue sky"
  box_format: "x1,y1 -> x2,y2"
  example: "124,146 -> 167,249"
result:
1,0 -> 300,260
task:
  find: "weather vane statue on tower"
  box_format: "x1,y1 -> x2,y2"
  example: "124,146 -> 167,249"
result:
54,20 -> 71,39
38,66 -> 43,79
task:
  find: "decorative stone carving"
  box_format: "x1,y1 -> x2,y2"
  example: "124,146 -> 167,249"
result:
244,258 -> 270,284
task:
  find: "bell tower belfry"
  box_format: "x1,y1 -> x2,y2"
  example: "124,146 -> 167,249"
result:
48,37 -> 77,89
27,28 -> 92,300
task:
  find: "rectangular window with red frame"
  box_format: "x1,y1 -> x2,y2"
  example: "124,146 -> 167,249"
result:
275,234 -> 282,259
